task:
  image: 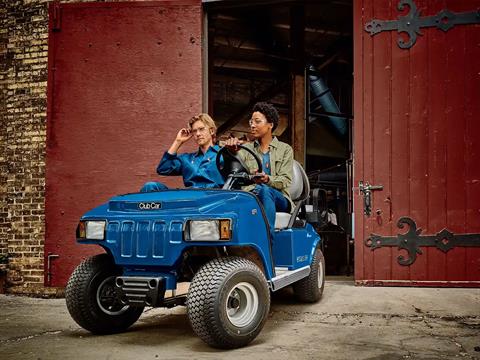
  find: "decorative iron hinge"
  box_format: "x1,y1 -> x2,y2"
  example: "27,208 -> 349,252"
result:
365,217 -> 480,266
365,0 -> 480,49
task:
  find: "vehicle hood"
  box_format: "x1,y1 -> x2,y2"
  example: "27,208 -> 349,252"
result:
81,189 -> 254,218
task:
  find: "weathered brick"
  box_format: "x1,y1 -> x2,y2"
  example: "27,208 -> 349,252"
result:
1,0 -> 49,295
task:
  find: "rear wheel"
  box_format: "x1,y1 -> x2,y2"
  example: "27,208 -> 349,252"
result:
293,247 -> 325,302
187,257 -> 270,349
65,254 -> 144,334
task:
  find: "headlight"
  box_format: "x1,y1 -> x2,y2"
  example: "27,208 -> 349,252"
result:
185,219 -> 231,241
77,220 -> 106,240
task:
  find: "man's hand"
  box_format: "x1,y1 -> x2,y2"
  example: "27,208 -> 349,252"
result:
167,128 -> 192,155
175,128 -> 193,144
223,137 -> 244,152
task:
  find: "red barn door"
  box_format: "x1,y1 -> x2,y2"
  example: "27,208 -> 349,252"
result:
353,0 -> 480,286
45,1 -> 202,287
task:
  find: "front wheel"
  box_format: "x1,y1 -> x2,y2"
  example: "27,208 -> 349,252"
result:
293,247 -> 325,303
65,254 -> 144,334
187,257 -> 270,349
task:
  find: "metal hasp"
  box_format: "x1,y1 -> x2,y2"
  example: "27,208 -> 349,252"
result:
357,181 -> 383,216
364,0 -> 480,49
365,217 -> 480,266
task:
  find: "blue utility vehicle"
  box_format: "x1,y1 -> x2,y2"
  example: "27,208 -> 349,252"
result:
66,146 -> 325,349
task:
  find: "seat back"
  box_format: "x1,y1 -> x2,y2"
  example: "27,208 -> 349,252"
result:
289,160 -> 310,203
274,160 -> 310,229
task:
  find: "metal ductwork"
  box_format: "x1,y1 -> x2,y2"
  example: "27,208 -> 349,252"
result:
308,70 -> 347,138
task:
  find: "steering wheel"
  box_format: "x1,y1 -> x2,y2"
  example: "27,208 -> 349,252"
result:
216,144 -> 263,186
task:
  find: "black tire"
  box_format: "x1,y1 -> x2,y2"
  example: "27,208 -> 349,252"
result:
186,257 -> 270,349
293,247 -> 325,303
65,254 -> 144,334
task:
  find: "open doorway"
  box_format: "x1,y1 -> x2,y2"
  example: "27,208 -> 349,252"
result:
205,0 -> 353,276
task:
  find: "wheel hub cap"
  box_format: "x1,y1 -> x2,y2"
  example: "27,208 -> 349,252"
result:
226,282 -> 259,328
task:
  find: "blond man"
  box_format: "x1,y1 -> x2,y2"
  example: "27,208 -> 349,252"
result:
140,114 -> 224,191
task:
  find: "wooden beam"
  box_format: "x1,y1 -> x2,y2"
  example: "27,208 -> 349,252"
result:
310,36 -> 353,71
213,59 -> 276,72
217,80 -> 287,135
290,4 -> 306,165
213,66 -> 283,79
291,74 -> 306,166
213,40 -> 294,63
290,4 -> 305,75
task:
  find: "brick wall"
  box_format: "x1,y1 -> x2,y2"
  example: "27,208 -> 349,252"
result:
0,1 -> 9,284
1,0 -> 50,295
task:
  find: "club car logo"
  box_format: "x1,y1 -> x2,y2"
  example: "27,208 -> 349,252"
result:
138,202 -> 162,210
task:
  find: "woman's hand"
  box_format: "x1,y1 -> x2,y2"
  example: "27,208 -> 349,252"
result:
252,172 -> 269,184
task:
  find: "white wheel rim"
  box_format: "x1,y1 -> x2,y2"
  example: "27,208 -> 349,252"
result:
317,259 -> 324,288
226,282 -> 259,328
96,277 -> 129,315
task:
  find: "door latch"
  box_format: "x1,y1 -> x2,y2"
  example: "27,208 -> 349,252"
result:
358,181 -> 383,216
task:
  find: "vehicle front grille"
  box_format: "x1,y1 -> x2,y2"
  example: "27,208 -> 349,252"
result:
106,219 -> 183,259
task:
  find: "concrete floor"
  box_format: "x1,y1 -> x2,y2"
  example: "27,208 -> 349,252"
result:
1,279 -> 479,360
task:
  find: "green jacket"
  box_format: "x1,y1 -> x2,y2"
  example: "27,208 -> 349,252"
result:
238,137 -> 294,211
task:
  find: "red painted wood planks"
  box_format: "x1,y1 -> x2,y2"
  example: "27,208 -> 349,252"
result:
408,0 -> 430,281
45,1 -> 203,287
361,0 -> 376,281
371,0 -> 393,281
464,7 -> 480,281
390,0 -> 412,281
353,0 -> 366,281
444,3 -> 467,281
426,0 -> 448,281
355,0 -> 479,285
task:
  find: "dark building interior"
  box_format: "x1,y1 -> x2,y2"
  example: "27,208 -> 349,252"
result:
205,0 -> 354,275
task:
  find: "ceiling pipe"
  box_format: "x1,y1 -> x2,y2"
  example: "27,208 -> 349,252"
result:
308,68 -> 347,138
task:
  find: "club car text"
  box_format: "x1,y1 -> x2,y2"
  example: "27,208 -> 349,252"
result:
138,202 -> 162,210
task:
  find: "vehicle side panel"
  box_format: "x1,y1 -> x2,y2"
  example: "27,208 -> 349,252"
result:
272,225 -> 320,270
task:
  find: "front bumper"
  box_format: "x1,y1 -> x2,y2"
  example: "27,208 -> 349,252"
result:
115,276 -> 186,308
115,276 -> 166,307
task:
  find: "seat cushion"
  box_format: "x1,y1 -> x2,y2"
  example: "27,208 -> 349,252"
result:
275,212 -> 291,229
